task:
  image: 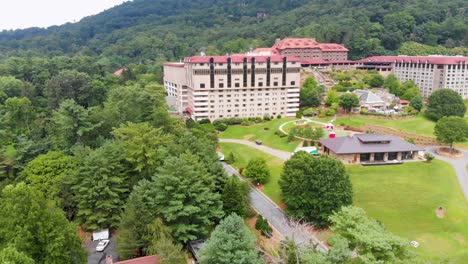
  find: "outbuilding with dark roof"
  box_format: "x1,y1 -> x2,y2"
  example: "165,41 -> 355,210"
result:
319,134 -> 424,164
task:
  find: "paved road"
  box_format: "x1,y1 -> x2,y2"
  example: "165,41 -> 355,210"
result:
221,162 -> 328,252
219,139 -> 292,160
426,147 -> 468,202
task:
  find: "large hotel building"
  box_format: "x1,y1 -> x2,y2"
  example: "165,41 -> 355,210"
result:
251,38 -> 348,61
358,55 -> 468,98
164,55 -> 301,120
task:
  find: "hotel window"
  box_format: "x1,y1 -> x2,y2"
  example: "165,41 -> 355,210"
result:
200,83 -> 205,88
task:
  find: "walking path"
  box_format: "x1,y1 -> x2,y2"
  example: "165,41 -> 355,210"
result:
221,162 -> 328,252
219,138 -> 291,160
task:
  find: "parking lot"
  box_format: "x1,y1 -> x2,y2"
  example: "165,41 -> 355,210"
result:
86,237 -> 118,264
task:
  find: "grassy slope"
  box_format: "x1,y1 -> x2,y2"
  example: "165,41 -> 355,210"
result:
348,161 -> 468,262
219,142 -> 284,204
219,118 -> 300,152
333,115 -> 436,137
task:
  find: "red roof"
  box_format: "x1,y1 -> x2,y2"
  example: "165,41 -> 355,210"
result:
163,62 -> 185,67
358,55 -> 468,65
115,256 -> 158,264
252,47 -> 278,54
328,60 -> 357,64
114,69 -> 125,76
318,43 -> 349,52
300,59 -> 330,65
272,38 -> 348,52
184,55 -> 301,63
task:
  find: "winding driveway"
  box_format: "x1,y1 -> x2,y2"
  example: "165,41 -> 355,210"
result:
426,147 -> 468,202
221,162 -> 328,252
219,139 -> 291,160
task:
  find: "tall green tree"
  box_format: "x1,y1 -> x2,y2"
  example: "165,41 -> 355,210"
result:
245,158 -> 270,185
425,89 -> 466,121
2,97 -> 34,135
383,74 -> 401,95
279,153 -> 353,228
149,152 -> 224,242
222,177 -> 249,217
22,151 -> 75,203
69,142 -> 129,230
45,70 -> 94,108
51,99 -> 100,150
112,122 -> 172,182
0,183 -> 87,264
117,181 -> 155,259
0,76 -> 23,103
199,214 -> 264,264
434,116 -> 468,150
146,218 -> 185,264
0,247 -> 35,264
338,93 -> 360,113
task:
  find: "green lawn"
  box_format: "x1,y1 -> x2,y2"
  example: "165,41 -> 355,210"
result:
219,142 -> 284,204
348,161 -> 468,262
220,142 -> 468,261
333,115 -> 436,137
219,118 -> 300,152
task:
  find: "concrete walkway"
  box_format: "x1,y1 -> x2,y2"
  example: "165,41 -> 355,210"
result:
219,138 -> 291,160
221,162 -> 328,252
426,147 -> 468,202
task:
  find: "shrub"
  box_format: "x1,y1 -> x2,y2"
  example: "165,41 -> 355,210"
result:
424,153 -> 435,163
228,152 -> 236,164
263,114 -> 271,121
199,118 -> 211,124
255,215 -> 273,238
303,141 -> 309,147
275,130 -> 287,138
241,120 -> 251,126
303,108 -> 317,117
277,115 -> 282,119
214,122 -> 228,131
263,127 -> 269,131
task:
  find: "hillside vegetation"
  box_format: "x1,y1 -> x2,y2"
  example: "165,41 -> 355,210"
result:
0,0 -> 466,69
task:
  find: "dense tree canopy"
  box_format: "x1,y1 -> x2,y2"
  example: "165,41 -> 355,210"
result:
339,93 -> 360,113
279,152 -> 353,227
0,0 -> 466,67
148,152 -> 224,242
0,183 -> 87,264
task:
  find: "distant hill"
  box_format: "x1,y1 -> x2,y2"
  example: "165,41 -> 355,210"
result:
0,0 -> 466,68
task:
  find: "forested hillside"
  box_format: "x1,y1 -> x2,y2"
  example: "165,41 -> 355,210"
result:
0,0 -> 466,69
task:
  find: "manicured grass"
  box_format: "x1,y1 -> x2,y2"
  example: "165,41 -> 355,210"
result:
334,115 -> 436,137
348,160 -> 468,262
219,143 -> 284,204
219,118 -> 300,152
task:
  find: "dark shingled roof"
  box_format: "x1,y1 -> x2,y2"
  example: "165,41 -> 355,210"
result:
319,134 -> 423,154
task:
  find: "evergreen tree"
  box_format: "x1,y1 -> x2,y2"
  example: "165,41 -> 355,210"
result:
117,181 -> 155,259
146,218 -> 185,264
149,152 -> 224,242
222,177 -> 248,217
199,214 -> 264,264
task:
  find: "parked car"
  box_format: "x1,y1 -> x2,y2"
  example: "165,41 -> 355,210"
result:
96,240 -> 110,252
